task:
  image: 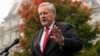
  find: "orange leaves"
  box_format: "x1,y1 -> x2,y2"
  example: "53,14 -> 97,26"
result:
31,0 -> 44,6
80,5 -> 90,16
18,3 -> 34,23
19,37 -> 28,49
18,0 -> 46,49
18,3 -> 30,18
69,0 -> 82,8
18,0 -> 46,24
31,0 -> 46,13
18,24 -> 25,33
69,0 -> 90,16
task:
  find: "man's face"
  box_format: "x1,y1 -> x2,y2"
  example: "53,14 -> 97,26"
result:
38,6 -> 56,27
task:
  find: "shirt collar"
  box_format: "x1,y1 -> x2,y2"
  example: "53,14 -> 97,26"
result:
44,21 -> 55,30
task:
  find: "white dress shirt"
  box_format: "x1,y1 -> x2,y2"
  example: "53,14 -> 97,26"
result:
40,21 -> 55,52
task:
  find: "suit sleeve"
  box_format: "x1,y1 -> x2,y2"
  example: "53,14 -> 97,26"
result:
31,45 -> 36,56
31,38 -> 36,56
61,24 -> 83,53
31,32 -> 38,56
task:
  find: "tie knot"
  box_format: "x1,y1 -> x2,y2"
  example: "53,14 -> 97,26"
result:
45,27 -> 49,30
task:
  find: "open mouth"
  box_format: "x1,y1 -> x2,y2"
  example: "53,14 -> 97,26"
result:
41,19 -> 47,22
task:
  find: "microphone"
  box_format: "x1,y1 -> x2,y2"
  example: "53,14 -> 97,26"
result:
0,38 -> 19,55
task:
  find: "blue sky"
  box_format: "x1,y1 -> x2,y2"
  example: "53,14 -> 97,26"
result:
0,0 -> 13,23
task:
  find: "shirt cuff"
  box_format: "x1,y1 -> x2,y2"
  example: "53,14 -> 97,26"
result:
58,37 -> 64,46
58,41 -> 64,46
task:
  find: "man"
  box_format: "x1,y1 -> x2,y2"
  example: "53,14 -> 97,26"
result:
31,2 -> 83,56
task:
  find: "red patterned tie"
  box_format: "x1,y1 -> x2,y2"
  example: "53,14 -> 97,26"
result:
42,27 -> 49,55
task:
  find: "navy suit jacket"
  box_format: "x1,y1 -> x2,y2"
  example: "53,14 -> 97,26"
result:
31,22 -> 83,56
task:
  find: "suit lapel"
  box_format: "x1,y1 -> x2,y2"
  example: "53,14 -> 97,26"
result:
35,22 -> 60,56
44,33 -> 57,56
35,28 -> 44,56
44,22 -> 59,56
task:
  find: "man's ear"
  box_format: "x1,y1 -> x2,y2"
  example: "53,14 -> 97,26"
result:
53,12 -> 56,18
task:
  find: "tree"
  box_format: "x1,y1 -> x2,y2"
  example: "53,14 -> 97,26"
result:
14,1 -> 42,56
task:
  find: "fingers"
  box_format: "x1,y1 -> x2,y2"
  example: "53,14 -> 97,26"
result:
52,25 -> 57,34
51,25 -> 64,43
52,25 -> 61,36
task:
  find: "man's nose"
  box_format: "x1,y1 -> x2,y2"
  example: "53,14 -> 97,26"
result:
41,13 -> 45,17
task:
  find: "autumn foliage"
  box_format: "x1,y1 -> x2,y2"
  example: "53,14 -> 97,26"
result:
18,0 -> 91,51
31,0 -> 46,12
18,0 -> 46,49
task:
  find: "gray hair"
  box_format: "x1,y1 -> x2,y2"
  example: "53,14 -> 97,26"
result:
38,2 -> 56,13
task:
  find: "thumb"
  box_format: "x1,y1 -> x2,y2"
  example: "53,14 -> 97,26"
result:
50,36 -> 53,39
50,36 -> 56,41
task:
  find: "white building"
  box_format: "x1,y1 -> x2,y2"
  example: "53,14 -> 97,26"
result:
83,0 -> 100,24
0,0 -> 24,56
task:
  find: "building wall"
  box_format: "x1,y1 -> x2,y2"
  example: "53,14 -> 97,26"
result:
0,0 -> 22,55
0,14 -> 20,56
1,14 -> 20,45
83,0 -> 100,24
